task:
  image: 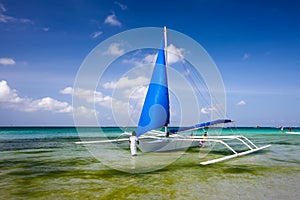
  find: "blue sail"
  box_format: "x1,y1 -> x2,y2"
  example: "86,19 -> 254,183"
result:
136,38 -> 170,138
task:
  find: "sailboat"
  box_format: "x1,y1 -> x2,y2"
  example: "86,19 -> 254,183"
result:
76,27 -> 271,165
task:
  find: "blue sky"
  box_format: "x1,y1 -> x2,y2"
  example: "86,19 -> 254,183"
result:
0,0 -> 299,127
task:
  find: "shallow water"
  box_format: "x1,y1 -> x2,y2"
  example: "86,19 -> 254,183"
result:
0,127 -> 299,199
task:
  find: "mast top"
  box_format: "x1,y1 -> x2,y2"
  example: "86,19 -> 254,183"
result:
163,26 -> 167,50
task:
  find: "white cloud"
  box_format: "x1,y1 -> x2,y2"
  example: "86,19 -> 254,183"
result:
201,108 -> 209,114
60,87 -> 73,94
0,13 -> 33,24
61,87 -> 113,108
0,3 -> 32,24
0,58 -> 16,65
28,97 -> 72,113
127,86 -> 147,112
0,14 -> 10,23
0,3 -> 6,12
242,53 -> 251,60
104,13 -> 121,27
143,54 -> 156,63
128,85 -> 147,99
122,53 -> 156,68
114,1 -> 127,10
73,106 -> 98,118
121,44 -> 185,67
62,86 -> 131,123
42,27 -> 49,32
91,31 -> 102,39
103,42 -> 125,56
201,107 -> 216,114
0,80 -> 72,113
103,76 -> 148,89
167,44 -> 185,64
236,100 -> 246,106
60,87 -> 103,118
0,80 -> 19,102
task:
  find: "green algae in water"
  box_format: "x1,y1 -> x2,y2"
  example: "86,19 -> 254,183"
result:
1,127 -> 300,199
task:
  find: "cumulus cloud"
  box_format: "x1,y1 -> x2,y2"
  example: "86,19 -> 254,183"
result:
167,44 -> 185,64
103,42 -> 125,56
0,58 -> 16,65
128,85 -> 147,100
121,43 -> 185,67
0,80 -> 19,102
143,54 -> 156,63
122,53 -> 156,68
73,106 -> 98,119
60,87 -> 104,118
104,13 -> 121,27
59,87 -> 73,94
103,75 -> 149,103
236,100 -> 246,106
61,86 -> 132,122
28,97 -> 72,113
0,80 -> 72,113
103,76 -> 148,90
61,87 -> 114,108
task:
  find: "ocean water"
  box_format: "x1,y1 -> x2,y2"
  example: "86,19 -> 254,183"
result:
0,127 -> 299,199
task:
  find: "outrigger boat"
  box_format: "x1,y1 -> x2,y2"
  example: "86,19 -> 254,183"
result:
76,27 -> 271,165
286,131 -> 300,135
285,127 -> 300,135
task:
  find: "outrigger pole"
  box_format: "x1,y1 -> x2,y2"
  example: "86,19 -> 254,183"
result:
196,135 -> 271,165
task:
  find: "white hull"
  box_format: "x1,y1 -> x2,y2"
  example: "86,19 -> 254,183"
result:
286,131 -> 300,135
138,138 -> 199,152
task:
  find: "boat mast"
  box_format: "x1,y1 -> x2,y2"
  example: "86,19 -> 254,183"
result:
163,27 -> 168,68
164,26 -> 168,135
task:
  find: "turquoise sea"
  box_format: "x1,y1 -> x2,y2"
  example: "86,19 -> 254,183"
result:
1,127 -> 299,199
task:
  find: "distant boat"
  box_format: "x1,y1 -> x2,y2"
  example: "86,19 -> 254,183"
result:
286,131 -> 300,135
76,27 -> 271,165
285,127 -> 300,134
